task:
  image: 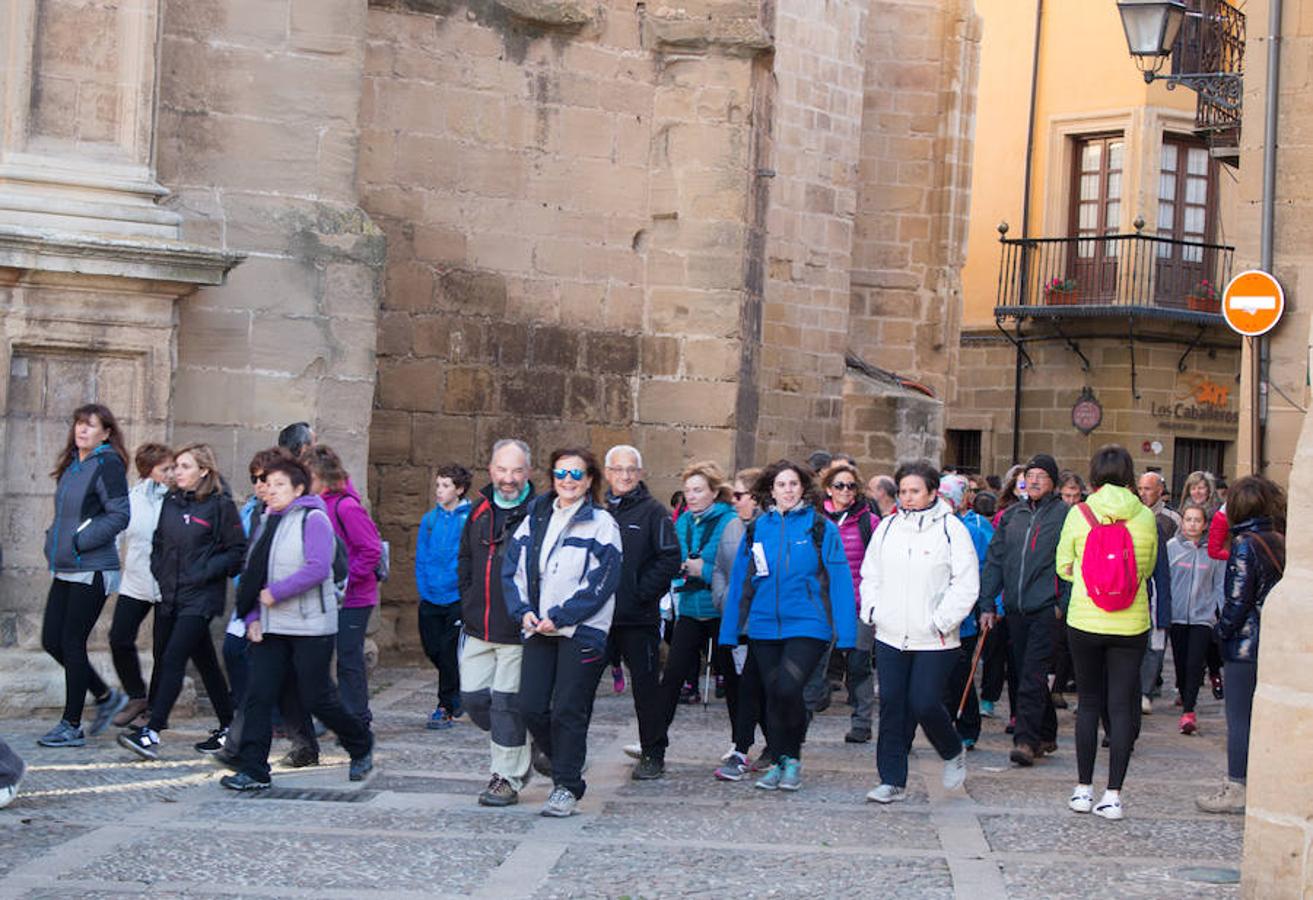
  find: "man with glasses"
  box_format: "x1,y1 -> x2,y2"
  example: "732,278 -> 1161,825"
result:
602,445 -> 682,779
458,439 -> 537,807
978,454 -> 1069,768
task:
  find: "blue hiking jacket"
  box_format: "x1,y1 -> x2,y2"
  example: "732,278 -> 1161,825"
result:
718,504 -> 857,649
959,510 -> 995,638
416,499 -> 471,605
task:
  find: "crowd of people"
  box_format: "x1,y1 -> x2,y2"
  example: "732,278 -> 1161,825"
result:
0,401 -> 1287,823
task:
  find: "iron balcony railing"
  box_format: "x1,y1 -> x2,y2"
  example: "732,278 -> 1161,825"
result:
995,233 -> 1235,323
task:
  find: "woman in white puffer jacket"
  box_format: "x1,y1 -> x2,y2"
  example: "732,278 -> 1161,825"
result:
859,460 -> 980,804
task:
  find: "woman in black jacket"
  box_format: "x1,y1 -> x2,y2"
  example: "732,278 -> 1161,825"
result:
119,444 -> 246,760
38,403 -> 132,748
1197,475 -> 1285,815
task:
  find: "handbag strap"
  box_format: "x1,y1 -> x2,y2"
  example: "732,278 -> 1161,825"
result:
1246,532 -> 1284,575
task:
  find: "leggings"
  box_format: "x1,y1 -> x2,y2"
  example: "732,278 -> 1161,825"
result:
41,576 -> 111,727
1169,624 -> 1213,713
661,616 -> 738,730
148,613 -> 233,733
1068,626 -> 1147,791
749,637 -> 827,761
108,595 -> 156,701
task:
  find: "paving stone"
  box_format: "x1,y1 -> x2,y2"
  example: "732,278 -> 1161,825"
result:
1000,861 -> 1240,899
180,798 -> 537,835
0,821 -> 93,877
616,762 -> 931,806
980,812 -> 1243,860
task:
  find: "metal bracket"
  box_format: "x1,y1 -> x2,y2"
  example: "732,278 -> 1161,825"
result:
996,317 -> 1033,369
1176,324 -> 1209,373
1053,320 -> 1091,372
1129,317 -> 1140,401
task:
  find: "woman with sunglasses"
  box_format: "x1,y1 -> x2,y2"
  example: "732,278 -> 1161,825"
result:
504,448 -> 622,817
819,462 -> 880,744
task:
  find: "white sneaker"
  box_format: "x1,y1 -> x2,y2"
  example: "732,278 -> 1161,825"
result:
865,783 -> 906,804
0,782 -> 17,810
1068,784 -> 1094,813
942,750 -> 966,790
623,743 -> 642,760
1140,696 -> 1152,715
1093,791 -> 1123,820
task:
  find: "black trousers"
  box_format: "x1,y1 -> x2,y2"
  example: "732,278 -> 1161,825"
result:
944,634 -> 981,743
750,637 -> 827,761
237,633 -> 372,782
1009,609 -> 1058,749
148,613 -> 233,733
980,615 -> 1017,709
1069,626 -> 1146,791
417,602 -> 462,711
42,576 -> 111,727
660,617 -> 739,748
1053,619 -> 1076,691
733,644 -> 769,755
109,594 -> 156,702
875,642 -> 962,787
608,624 -> 667,758
1169,623 -> 1213,713
519,634 -> 606,799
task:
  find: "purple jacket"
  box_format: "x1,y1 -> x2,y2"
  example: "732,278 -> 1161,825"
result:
824,498 -> 879,606
323,482 -> 382,609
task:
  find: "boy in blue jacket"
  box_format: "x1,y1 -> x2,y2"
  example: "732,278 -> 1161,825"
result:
416,464 -> 473,729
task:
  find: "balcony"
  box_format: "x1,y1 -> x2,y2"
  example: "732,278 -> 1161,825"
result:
994,233 -> 1234,325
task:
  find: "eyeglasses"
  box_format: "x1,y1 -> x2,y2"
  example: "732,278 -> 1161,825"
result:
553,468 -> 586,481
606,466 -> 640,476
830,482 -> 858,491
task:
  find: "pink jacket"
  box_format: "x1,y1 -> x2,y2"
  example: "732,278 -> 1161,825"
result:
823,498 -> 879,606
323,482 -> 382,609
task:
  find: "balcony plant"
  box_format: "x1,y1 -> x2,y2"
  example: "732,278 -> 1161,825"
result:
1043,276 -> 1080,305
1187,278 -> 1220,313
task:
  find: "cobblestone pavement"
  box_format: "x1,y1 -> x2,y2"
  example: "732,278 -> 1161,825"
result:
0,666 -> 1243,898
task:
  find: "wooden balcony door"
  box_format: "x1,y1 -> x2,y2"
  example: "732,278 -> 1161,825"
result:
1068,135 -> 1124,303
1155,136 -> 1216,308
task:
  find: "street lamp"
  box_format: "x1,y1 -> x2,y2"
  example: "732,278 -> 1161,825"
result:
1116,0 -> 1187,78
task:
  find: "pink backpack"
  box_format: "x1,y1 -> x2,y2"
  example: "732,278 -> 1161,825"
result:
1076,503 -> 1139,611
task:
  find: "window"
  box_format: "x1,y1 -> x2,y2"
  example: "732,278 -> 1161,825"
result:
1172,438 -> 1226,502
945,429 -> 982,474
1156,135 -> 1217,305
1068,134 -> 1125,301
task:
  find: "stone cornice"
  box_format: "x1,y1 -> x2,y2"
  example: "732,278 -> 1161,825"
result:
0,224 -> 244,287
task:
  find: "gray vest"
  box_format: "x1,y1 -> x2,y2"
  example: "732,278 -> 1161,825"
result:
260,506 -> 339,637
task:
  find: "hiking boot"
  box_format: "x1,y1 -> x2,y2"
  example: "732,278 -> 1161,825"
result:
714,753 -> 751,782
427,707 -> 454,730
632,756 -> 665,781
778,757 -> 801,791
531,743 -> 553,777
478,774 -> 519,807
89,689 -> 129,737
1179,712 -> 1198,735
541,785 -> 578,817
844,727 -> 871,744
1093,791 -> 1123,820
1197,780 -> 1246,814
1010,744 -> 1035,767
277,748 -> 319,769
755,762 -> 784,791
612,666 -> 626,694
979,700 -> 996,718
943,749 -> 967,790
349,752 -> 374,782
1068,784 -> 1094,813
118,726 -> 160,761
1211,674 -> 1224,700
1038,740 -> 1058,756
112,698 -> 148,728
194,727 -> 228,754
36,720 -> 85,748
1051,691 -> 1068,709
866,783 -> 906,804
220,772 -> 270,792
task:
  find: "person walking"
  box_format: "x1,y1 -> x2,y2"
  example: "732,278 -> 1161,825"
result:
107,443 -> 173,729
119,445 -> 246,759
415,464 -> 473,729
1056,445 -> 1158,821
719,460 -> 857,793
504,448 -> 622,817
860,461 -> 978,804
458,439 -> 537,807
600,446 -> 682,780
304,445 -> 383,728
1168,503 -> 1224,736
221,455 -> 374,791
942,474 -> 991,749
978,462 -> 1026,726
1138,471 -> 1181,538
978,454 -> 1068,768
1197,477 -> 1285,814
39,403 -> 132,747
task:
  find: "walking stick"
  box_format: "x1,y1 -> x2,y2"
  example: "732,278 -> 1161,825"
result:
703,637 -> 713,709
957,619 -> 991,718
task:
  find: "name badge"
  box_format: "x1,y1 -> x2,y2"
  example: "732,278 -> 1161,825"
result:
751,542 -> 770,577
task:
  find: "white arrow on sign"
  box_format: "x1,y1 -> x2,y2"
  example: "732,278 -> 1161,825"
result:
1229,295 -> 1278,315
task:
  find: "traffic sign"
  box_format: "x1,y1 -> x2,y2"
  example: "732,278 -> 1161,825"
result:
1221,270 -> 1284,337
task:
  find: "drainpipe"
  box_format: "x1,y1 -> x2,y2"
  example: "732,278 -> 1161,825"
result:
1256,0 -> 1281,475
1012,0 -> 1044,464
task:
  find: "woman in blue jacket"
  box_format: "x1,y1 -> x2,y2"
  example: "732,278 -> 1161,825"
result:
720,460 -> 857,793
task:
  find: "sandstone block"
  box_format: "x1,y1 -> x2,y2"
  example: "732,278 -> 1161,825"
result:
531,326 -> 580,369
369,410 -> 414,463
584,332 -> 640,374
638,380 -> 736,427
444,366 -> 495,413
412,414 -> 478,467
642,335 -> 682,376
684,337 -> 741,380
650,288 -> 741,338
493,0 -> 599,28
504,370 -> 566,415
437,268 -> 508,317
378,359 -> 442,411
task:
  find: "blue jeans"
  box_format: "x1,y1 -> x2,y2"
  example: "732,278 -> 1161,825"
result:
874,642 -> 962,788
336,606 -> 374,725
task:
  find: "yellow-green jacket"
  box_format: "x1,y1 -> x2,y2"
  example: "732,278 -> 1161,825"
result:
1056,484 -> 1157,636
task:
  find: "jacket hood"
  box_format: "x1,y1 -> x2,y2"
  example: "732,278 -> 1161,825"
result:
896,496 -> 953,527
607,481 -> 653,509
134,478 -> 169,500
284,494 -> 326,514
1086,484 -> 1143,521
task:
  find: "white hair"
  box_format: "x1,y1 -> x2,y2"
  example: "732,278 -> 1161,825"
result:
605,444 -> 643,469
491,438 -> 532,469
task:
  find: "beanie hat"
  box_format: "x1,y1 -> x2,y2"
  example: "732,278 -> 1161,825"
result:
938,474 -> 968,510
1024,453 -> 1060,485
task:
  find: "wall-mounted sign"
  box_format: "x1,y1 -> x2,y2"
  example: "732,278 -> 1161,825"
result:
1222,270 -> 1284,337
1072,388 -> 1103,434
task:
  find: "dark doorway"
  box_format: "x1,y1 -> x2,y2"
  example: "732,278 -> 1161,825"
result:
946,429 -> 982,474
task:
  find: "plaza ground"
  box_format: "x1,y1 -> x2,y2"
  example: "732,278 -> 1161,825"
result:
0,664 -> 1244,898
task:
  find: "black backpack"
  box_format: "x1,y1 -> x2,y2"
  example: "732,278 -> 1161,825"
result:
302,509 -> 349,610
736,512 -> 832,635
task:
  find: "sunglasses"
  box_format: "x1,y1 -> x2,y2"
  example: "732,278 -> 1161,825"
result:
249,473 -> 267,485
733,490 -> 751,500
553,468 -> 586,481
830,482 -> 858,491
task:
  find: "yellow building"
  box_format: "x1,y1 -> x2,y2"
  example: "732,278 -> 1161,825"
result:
952,0 -> 1243,497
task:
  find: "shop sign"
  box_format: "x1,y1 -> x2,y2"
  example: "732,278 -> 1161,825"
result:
1072,388 -> 1103,434
1152,374 -> 1239,428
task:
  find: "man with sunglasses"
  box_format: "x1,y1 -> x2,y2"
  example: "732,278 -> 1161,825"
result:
458,439 -> 538,807
602,445 -> 682,780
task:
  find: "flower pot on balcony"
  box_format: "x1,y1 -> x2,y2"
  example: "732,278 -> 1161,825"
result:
1187,294 -> 1220,313
1045,290 -> 1080,306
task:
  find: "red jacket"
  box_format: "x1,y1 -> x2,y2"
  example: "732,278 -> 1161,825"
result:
1207,507 -> 1230,560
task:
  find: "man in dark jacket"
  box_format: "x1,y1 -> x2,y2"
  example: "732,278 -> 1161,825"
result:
458,438 -> 536,808
979,453 -> 1069,767
602,445 -> 682,780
